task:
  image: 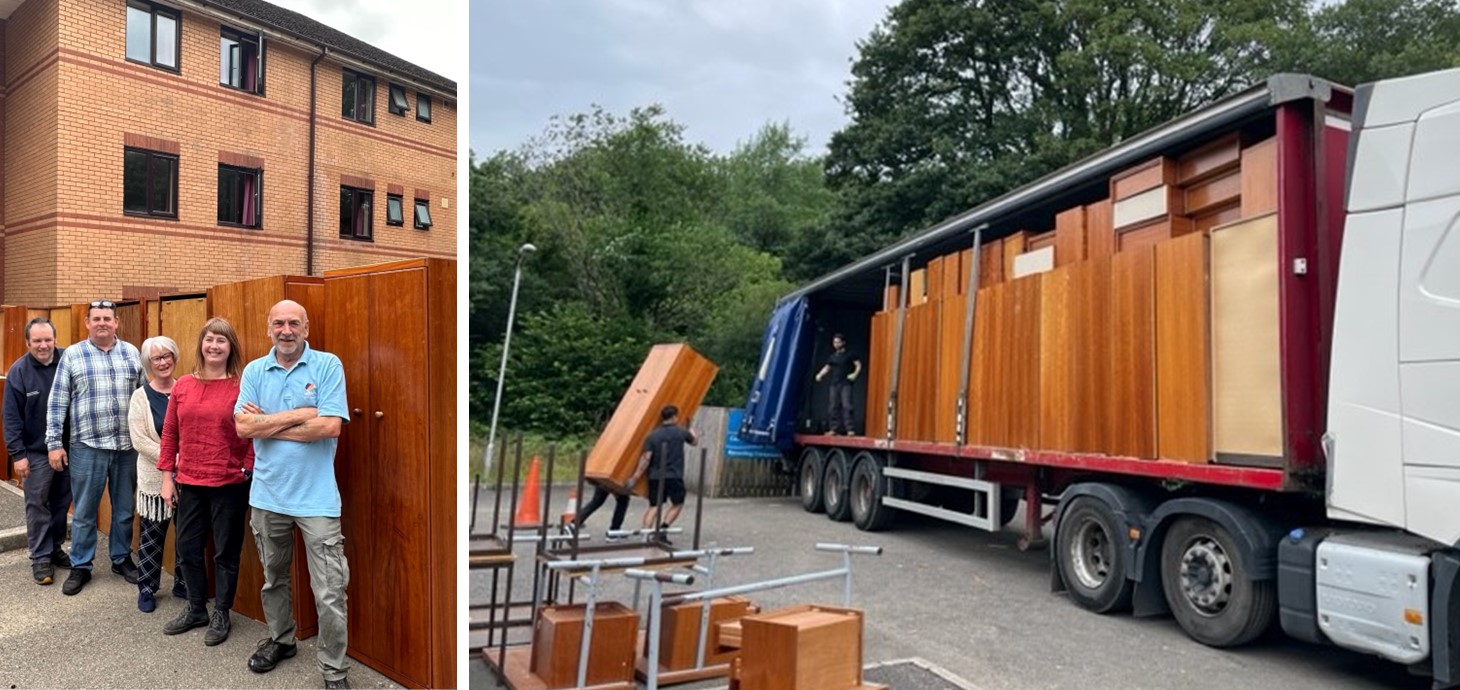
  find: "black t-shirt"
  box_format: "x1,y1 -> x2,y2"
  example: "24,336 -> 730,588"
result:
825,349 -> 859,385
643,423 -> 694,480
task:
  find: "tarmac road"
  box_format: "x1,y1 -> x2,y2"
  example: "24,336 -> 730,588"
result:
470,489 -> 1428,690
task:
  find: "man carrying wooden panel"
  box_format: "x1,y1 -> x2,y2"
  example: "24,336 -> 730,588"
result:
627,405 -> 698,540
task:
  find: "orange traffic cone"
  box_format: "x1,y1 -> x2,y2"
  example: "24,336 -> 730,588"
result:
561,489 -> 579,528
512,456 -> 543,528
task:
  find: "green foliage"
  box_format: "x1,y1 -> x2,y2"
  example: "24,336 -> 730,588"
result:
1272,0 -> 1460,87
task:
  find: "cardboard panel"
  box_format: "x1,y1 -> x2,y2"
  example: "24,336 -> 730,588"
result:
1085,199 -> 1115,260
1211,214 -> 1284,458
1107,246 -> 1158,458
1006,276 -> 1042,448
1054,206 -> 1087,266
1039,267 -> 1076,451
1072,258 -> 1113,452
934,294 -> 965,443
1241,137 -> 1279,218
584,344 -> 719,492
1155,233 -> 1212,462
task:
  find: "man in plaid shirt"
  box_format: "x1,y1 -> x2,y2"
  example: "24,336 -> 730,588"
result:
46,300 -> 144,595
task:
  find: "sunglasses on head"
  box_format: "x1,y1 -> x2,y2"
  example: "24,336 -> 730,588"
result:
89,300 -> 116,309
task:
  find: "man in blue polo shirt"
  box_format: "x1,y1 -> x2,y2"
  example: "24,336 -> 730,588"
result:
233,299 -> 352,690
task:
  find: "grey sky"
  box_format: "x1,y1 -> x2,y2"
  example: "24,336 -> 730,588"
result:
472,0 -> 897,157
272,0 -> 463,82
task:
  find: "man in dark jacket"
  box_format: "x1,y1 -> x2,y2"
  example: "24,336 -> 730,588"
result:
4,318 -> 71,585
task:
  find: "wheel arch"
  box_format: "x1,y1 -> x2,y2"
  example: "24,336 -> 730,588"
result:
1129,497 -> 1286,618
1051,483 -> 1159,595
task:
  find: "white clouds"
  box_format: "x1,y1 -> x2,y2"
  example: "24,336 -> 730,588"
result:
471,0 -> 894,156
269,0 -> 464,82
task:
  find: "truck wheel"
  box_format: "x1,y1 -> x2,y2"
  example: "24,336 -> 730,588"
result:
822,448 -> 852,522
1055,496 -> 1133,613
798,447 -> 825,513
1160,516 -> 1275,647
850,452 -> 895,531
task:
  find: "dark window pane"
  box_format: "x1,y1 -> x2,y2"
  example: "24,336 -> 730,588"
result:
219,167 -> 236,223
241,40 -> 259,92
414,199 -> 431,228
358,195 -> 372,238
151,156 -> 175,214
340,188 -> 353,235
389,85 -> 407,114
124,150 -> 148,213
155,13 -> 177,68
342,74 -> 356,119
417,95 -> 431,122
387,196 -> 403,224
126,6 -> 152,62
358,79 -> 374,123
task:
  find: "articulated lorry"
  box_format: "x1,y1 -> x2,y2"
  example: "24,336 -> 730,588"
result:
737,68 -> 1460,683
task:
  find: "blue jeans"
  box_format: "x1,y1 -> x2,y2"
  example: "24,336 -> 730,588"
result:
68,444 -> 138,570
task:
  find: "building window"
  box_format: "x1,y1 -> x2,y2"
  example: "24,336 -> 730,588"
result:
414,198 -> 432,229
386,194 -> 404,226
126,1 -> 180,71
388,84 -> 408,116
218,165 -> 261,228
220,28 -> 263,94
124,148 -> 178,218
416,94 -> 432,123
342,69 -> 375,124
340,187 -> 373,241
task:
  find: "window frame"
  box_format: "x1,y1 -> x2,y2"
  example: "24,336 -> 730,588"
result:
388,84 -> 408,116
386,194 -> 404,226
125,0 -> 182,73
341,68 -> 376,125
123,147 -> 180,219
219,26 -> 265,96
416,93 -> 432,123
217,164 -> 263,229
340,186 -> 374,242
413,198 -> 432,229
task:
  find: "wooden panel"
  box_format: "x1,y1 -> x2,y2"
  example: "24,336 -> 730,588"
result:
1085,199 -> 1115,260
1211,215 -> 1283,458
956,248 -> 974,295
49,308 -> 72,346
925,257 -> 945,302
1178,134 -> 1240,185
532,603 -> 639,687
1112,157 -> 1176,200
1054,206 -> 1086,266
739,605 -> 864,690
115,301 -> 144,351
1072,258 -> 1112,452
979,239 -> 1004,288
327,273 -> 375,659
1241,137 -> 1278,218
896,303 -> 937,441
908,269 -> 927,306
882,284 -> 899,311
653,597 -> 754,670
1194,203 -> 1243,236
425,259 -> 457,690
585,345 -> 719,492
71,304 -> 88,350
1107,247 -> 1157,458
1026,230 -> 1056,252
1002,232 -> 1027,282
146,300 -> 160,340
1117,217 -> 1196,253
1039,268 -> 1076,451
1185,170 -> 1241,216
864,312 -> 893,438
940,250 -> 962,300
966,284 -> 1005,446
4,307 -> 27,371
159,296 -> 208,376
1006,276 -> 1042,448
1155,233 -> 1212,462
934,294 -> 965,443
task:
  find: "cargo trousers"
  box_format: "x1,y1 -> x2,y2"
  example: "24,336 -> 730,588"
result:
250,508 -> 350,681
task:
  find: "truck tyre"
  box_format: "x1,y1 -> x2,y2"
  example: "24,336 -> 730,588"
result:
850,452 -> 895,532
822,448 -> 853,522
1160,516 -> 1275,647
798,447 -> 825,513
1055,496 -> 1134,613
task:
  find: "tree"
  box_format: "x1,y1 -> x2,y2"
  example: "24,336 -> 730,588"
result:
1274,0 -> 1460,87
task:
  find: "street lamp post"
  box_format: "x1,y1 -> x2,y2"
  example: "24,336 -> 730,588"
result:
483,242 -> 536,478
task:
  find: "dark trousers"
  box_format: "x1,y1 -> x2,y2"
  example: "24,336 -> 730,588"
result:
576,486 -> 630,531
828,383 -> 855,434
176,481 -> 249,611
22,452 -> 71,563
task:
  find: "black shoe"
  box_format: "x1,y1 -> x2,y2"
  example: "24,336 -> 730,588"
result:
248,638 -> 297,673
204,609 -> 231,646
62,569 -> 91,595
163,603 -> 210,635
33,562 -> 55,585
51,550 -> 72,569
112,557 -> 140,585
324,677 -> 352,689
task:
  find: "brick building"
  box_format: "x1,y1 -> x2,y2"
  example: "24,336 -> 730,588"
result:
0,0 -> 457,305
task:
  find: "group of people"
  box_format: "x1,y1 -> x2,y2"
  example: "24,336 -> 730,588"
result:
4,299 -> 356,689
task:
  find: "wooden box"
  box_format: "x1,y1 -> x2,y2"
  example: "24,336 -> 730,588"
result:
532,602 -> 639,688
585,344 -> 718,494
739,605 -> 865,690
651,596 -> 756,670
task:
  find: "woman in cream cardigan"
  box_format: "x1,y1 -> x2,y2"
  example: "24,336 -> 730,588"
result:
128,336 -> 186,613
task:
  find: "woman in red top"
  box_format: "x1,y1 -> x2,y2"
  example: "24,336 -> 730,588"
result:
158,317 -> 253,646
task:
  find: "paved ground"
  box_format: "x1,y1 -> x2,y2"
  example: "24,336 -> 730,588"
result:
0,480 -> 26,531
470,486 -> 1428,690
0,481 -> 397,689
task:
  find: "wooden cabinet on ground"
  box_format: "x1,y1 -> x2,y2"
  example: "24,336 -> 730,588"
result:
323,259 -> 455,689
532,603 -> 639,688
651,596 -> 756,670
739,605 -> 872,690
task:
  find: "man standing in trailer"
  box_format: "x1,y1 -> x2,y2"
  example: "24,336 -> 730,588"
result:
814,333 -> 862,436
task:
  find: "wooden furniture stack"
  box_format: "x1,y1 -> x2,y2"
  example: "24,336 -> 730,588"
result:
324,258 -> 456,689
529,603 -> 639,689
635,595 -> 759,683
734,605 -> 885,690
585,343 -> 719,493
865,133 -> 1282,464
